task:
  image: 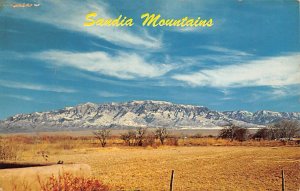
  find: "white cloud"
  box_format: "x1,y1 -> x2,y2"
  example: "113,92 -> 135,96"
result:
0,80 -> 76,93
172,53 -> 300,88
34,50 -> 173,79
220,89 -> 232,96
171,26 -> 212,33
97,91 -> 125,98
3,1 -> 161,49
220,97 -> 234,101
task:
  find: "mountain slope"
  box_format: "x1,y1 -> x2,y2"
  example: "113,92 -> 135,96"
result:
223,110 -> 300,125
0,100 -> 299,131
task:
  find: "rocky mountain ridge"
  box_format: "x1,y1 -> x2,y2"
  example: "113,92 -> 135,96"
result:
0,100 -> 299,131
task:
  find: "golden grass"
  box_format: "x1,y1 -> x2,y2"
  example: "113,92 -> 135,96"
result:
0,134 -> 299,191
0,164 -> 92,191
41,172 -> 109,191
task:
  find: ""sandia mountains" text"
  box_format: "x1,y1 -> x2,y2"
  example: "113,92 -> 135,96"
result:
84,12 -> 214,28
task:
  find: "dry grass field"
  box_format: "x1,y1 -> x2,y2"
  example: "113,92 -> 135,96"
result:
0,133 -> 299,191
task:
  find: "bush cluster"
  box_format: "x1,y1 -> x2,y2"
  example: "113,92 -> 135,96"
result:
40,173 -> 109,191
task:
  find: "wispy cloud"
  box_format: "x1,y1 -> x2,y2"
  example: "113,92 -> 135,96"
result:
198,46 -> 252,56
220,97 -> 234,101
269,86 -> 300,100
164,47 -> 253,71
97,91 -> 125,98
172,53 -> 300,88
3,1 -> 161,49
33,50 -> 173,80
0,80 -> 76,93
240,85 -> 300,104
1,94 -> 33,101
220,89 -> 232,96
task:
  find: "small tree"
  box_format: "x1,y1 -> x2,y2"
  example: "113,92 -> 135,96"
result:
219,125 -> 238,141
252,127 -> 272,140
272,120 -> 300,140
219,126 -> 233,141
219,124 -> 249,142
120,127 -> 148,146
166,135 -> 179,146
144,133 -> 156,147
155,127 -> 168,145
268,125 -> 282,140
120,130 -> 136,146
93,128 -> 111,147
135,127 -> 147,146
234,127 -> 249,142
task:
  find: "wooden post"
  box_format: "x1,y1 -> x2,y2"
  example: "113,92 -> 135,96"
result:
170,170 -> 174,191
281,170 -> 285,191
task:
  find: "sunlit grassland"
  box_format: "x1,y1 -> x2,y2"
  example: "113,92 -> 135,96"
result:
0,133 -> 299,190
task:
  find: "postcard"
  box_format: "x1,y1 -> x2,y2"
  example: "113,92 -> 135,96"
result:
0,0 -> 299,190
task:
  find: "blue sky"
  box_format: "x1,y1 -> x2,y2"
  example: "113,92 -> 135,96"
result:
0,0 -> 299,119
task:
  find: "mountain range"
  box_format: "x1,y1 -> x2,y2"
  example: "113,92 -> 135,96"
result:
1,100 -> 300,132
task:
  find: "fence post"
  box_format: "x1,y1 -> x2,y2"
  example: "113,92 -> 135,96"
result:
170,170 -> 174,191
281,170 -> 285,191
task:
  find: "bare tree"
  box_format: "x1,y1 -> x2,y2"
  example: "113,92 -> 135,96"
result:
93,128 -> 111,147
155,127 -> 168,145
144,133 -> 156,147
120,129 -> 136,146
273,120 -> 300,140
234,127 -> 249,141
219,124 -> 249,142
252,127 -> 272,140
252,120 -> 300,141
120,127 -> 148,146
135,127 -> 147,146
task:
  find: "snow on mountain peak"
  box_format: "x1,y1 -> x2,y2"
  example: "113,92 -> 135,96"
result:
0,100 -> 299,131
